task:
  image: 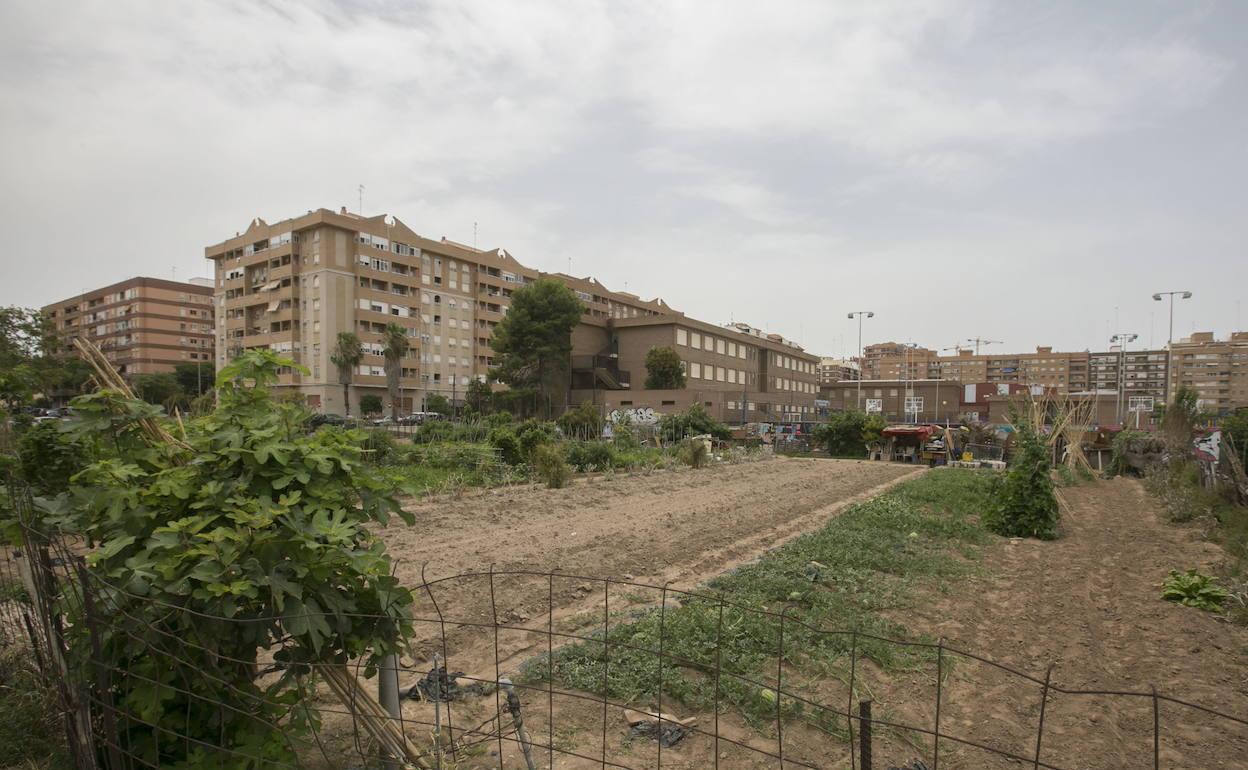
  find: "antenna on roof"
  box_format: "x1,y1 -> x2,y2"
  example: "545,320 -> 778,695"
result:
358,184 -> 364,214
473,221 -> 478,250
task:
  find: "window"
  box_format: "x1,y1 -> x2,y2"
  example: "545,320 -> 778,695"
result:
676,329 -> 688,346
716,339 -> 725,355
690,332 -> 701,349
704,336 -> 714,352
691,362 -> 702,379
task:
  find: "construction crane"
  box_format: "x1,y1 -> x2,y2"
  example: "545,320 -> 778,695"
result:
965,337 -> 1003,356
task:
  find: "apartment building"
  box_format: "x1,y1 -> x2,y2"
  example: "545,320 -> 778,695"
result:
569,317 -> 821,423
1086,347 -> 1168,414
43,277 -> 215,376
205,208 -> 696,415
860,342 -> 937,380
818,357 -> 860,384
862,345 -> 1092,395
1170,331 -> 1248,414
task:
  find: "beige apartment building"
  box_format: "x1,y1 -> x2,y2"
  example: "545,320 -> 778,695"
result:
206,207 -> 813,420
862,344 -> 1093,395
1170,332 -> 1248,414
43,277 -> 215,376
818,357 -> 859,384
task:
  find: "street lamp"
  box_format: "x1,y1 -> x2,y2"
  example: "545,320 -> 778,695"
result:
1110,332 -> 1138,426
1152,290 -> 1191,403
848,311 -> 874,410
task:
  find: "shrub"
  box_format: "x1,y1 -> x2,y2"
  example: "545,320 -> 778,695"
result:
15,418 -> 89,496
484,411 -> 515,429
566,441 -> 614,472
812,411 -> 886,457
489,426 -> 523,465
516,419 -> 556,459
658,404 -> 730,442
533,443 -> 571,488
1162,569 -> 1229,612
983,423 -> 1060,539
557,400 -> 602,440
677,438 -> 709,468
38,349 -> 415,769
362,427 -> 401,465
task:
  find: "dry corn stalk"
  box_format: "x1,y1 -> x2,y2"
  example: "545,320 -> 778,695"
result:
321,665 -> 431,769
72,336 -> 193,452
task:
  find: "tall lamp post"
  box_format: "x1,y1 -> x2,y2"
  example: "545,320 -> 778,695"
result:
1152,290 -> 1191,405
848,311 -> 874,410
1110,332 -> 1138,426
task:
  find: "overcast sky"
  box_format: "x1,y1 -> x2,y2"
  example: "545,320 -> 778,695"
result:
2,1 -> 1245,356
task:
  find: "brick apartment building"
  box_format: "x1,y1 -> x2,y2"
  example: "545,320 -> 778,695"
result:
43,277 -> 215,376
205,207 -> 818,422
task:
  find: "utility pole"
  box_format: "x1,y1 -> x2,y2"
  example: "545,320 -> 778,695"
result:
847,311 -> 874,410
966,337 -> 1002,356
1110,332 -> 1138,427
1152,291 -> 1191,405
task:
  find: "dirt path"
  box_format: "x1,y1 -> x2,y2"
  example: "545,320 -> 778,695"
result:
893,477 -> 1248,770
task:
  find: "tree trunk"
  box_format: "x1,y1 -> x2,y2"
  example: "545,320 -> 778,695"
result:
343,382 -> 351,417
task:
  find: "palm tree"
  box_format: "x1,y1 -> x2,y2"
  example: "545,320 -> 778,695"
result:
329,332 -> 363,417
382,323 -> 409,421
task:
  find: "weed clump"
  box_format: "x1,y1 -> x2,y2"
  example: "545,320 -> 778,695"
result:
677,438 -> 709,468
533,443 -> 571,488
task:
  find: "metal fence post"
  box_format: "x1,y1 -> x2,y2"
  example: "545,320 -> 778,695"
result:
859,699 -> 873,770
379,653 -> 401,770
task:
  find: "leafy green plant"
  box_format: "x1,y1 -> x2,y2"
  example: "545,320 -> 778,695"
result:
812,411 -> 886,457
15,418 -> 89,496
566,441 -> 614,472
359,393 -> 383,415
1161,569 -> 1229,612
37,349 -> 416,770
516,419 -> 557,459
532,443 -> 571,488
556,400 -> 602,439
658,404 -> 730,442
983,422 -> 1060,539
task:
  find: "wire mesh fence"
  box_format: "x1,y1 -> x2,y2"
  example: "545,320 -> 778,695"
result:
3,490 -> 1247,770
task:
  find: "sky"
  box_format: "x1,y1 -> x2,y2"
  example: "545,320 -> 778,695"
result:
1,0 -> 1245,357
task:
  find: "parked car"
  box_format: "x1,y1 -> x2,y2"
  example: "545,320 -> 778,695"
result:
309,413 -> 345,428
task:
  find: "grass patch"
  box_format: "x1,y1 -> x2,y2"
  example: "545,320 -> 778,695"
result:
521,468 -> 994,729
0,646 -> 69,768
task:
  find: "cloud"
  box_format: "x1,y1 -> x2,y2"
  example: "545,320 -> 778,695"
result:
0,0 -> 1242,353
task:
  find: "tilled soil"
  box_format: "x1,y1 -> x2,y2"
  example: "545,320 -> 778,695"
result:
361,470 -> 1247,770
881,477 -> 1248,770
385,458 -> 920,667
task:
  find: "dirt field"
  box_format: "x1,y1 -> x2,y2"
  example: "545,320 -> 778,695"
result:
387,457 -> 920,662
358,467 -> 1248,770
885,476 -> 1248,770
